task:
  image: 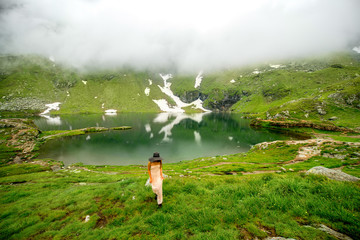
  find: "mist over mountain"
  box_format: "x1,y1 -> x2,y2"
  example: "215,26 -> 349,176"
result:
1,0 -> 360,73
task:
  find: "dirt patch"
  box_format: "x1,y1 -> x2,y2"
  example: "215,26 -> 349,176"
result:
194,161 -> 255,170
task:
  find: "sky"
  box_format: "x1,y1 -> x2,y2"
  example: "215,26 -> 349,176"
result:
0,0 -> 360,73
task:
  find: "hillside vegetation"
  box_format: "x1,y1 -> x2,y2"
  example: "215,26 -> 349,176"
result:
1,53 -> 360,129
171,52 -> 360,129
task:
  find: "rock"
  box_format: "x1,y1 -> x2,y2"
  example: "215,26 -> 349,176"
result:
305,224 -> 353,240
13,156 -> 22,164
282,110 -> 290,116
280,167 -> 287,172
329,116 -> 338,121
84,215 -> 90,223
316,107 -> 327,115
322,153 -> 347,160
51,165 -> 61,172
318,224 -> 353,240
289,168 -> 294,172
307,166 -> 359,182
265,237 -> 296,240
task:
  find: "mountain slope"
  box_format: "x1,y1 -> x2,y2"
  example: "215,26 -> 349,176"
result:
171,52 -> 360,129
1,53 -> 359,128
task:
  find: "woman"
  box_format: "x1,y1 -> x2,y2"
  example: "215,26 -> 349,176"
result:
148,152 -> 164,208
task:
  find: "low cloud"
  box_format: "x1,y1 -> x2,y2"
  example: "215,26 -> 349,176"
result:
1,0 -> 359,73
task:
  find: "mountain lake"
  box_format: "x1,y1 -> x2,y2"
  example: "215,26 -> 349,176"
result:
34,112 -> 305,166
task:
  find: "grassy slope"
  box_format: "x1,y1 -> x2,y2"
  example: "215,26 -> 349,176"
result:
0,55 -> 68,103
0,138 -> 359,239
59,71 -> 165,113
171,52 -> 360,129
1,53 -> 360,122
0,55 -> 174,114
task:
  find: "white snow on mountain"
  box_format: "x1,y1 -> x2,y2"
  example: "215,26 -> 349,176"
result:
40,102 -> 61,115
194,71 -> 203,88
145,87 -> 150,96
153,73 -> 211,113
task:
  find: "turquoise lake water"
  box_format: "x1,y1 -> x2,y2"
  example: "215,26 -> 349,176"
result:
35,113 -> 300,166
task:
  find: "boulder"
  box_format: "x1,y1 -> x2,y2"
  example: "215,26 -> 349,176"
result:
306,166 -> 359,182
265,238 -> 296,240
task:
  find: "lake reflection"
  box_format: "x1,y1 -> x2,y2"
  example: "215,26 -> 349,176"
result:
35,113 -> 293,166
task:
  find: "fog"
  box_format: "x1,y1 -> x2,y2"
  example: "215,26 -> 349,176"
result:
1,0 -> 359,72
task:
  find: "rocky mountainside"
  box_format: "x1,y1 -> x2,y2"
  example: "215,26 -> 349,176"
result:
0,53 -> 359,129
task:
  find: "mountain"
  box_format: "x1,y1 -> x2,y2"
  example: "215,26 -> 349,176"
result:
0,53 -> 359,129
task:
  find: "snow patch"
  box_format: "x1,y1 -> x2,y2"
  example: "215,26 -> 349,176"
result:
49,56 -> 55,62
194,131 -> 201,145
105,109 -> 117,116
158,113 -> 208,142
145,123 -> 151,132
101,103 -> 105,109
66,91 -> 70,97
153,113 -> 171,123
252,70 -> 261,74
144,87 -> 150,96
230,79 -> 236,83
148,79 -> 153,85
228,136 -> 233,141
269,64 -> 284,69
94,96 -> 98,99
153,99 -> 184,113
40,102 -> 61,115
194,71 -> 203,88
82,80 -> 87,85
189,99 -> 211,112
153,73 -> 211,113
159,73 -> 173,81
353,46 -> 360,53
42,115 -> 62,125
86,135 -> 91,141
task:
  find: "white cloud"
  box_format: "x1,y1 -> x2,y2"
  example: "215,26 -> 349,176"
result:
1,0 -> 359,72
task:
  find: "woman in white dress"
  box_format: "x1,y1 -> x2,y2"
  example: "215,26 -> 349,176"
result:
148,152 -> 164,207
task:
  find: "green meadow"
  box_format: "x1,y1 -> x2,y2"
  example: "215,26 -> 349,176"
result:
1,127 -> 359,239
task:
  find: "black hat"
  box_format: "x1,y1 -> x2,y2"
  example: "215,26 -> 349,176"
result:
149,152 -> 163,162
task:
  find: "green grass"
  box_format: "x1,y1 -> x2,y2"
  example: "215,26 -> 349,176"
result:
1,53 -> 360,238
0,164 -> 359,240
1,120 -> 360,239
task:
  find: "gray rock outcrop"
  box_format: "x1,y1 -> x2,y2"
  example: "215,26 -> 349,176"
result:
306,166 -> 359,182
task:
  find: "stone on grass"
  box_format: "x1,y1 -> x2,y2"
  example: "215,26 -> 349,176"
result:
265,237 -> 296,240
318,224 -> 353,240
307,166 -> 359,182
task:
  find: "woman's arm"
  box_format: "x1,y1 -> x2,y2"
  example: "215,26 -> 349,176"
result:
160,161 -> 164,180
148,162 -> 152,183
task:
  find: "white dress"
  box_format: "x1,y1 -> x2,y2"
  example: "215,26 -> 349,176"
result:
150,163 -> 163,205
